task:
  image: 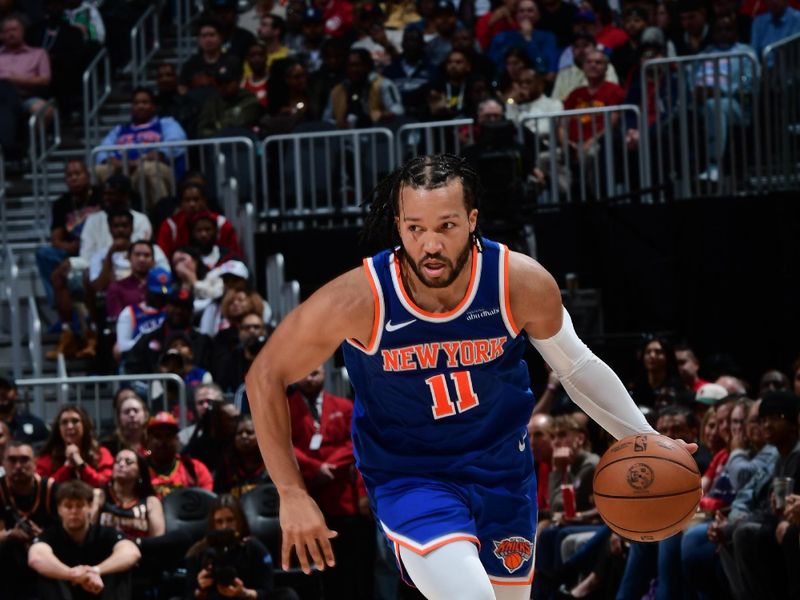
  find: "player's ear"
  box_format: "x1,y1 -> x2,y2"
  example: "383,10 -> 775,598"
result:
468,208 -> 478,233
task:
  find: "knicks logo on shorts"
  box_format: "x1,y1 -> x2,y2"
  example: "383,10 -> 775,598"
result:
492,536 -> 533,573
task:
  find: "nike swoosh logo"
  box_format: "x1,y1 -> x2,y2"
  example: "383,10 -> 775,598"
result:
518,431 -> 528,452
385,319 -> 417,332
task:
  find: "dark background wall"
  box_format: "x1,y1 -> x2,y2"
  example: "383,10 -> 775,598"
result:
256,192 -> 800,388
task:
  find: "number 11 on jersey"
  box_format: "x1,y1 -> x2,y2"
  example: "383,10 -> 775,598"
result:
425,371 -> 480,419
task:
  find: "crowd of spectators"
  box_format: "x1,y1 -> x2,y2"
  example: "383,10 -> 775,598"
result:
3,0 -> 800,598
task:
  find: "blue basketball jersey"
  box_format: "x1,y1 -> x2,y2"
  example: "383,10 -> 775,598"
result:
342,238 -> 535,488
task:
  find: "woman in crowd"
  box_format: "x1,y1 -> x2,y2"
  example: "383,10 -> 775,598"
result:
171,246 -> 220,314
628,334 -> 686,407
261,58 -> 315,134
93,448 -> 165,539
214,415 -> 272,498
218,289 -> 267,333
103,389 -> 149,456
185,494 -> 275,600
36,404 -> 114,486
495,47 -> 534,101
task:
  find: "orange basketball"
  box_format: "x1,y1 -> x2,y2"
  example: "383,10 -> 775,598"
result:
593,434 -> 702,542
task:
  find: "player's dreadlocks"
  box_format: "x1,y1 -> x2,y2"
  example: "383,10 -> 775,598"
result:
362,154 -> 483,252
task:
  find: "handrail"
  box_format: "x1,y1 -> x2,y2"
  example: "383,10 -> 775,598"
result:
0,147 -> 6,249
130,4 -> 161,87
5,245 -> 21,381
15,373 -> 189,429
640,50 -> 760,199
396,118 -> 474,160
762,31 -> 800,61
174,0 -> 203,65
28,99 -> 61,240
26,296 -> 44,416
82,47 -> 111,153
91,136 -> 256,208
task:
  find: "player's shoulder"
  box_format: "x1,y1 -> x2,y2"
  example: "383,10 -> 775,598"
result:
506,250 -> 558,293
297,264 -> 376,337
506,250 -> 562,336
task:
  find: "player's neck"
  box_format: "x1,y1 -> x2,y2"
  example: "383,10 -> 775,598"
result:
400,251 -> 474,313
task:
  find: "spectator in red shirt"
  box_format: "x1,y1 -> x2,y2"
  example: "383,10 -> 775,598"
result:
145,412 -> 213,499
562,49 -> 625,147
476,0 -> 518,49
288,365 -> 374,600
675,344 -> 710,392
589,0 -> 629,49
36,405 -> 114,487
156,181 -> 241,258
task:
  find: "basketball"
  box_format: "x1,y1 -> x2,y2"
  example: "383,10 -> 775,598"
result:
593,434 -> 702,542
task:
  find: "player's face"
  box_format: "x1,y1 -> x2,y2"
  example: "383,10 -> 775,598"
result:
396,179 -> 478,289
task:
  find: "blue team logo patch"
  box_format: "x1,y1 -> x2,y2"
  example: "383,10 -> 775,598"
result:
493,536 -> 533,573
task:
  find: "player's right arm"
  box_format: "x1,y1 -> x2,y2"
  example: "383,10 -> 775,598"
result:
245,266 -> 375,574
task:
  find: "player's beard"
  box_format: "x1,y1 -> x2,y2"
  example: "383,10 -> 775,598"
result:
402,235 -> 473,289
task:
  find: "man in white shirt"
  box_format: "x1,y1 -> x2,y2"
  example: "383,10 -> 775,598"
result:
505,67 -> 563,137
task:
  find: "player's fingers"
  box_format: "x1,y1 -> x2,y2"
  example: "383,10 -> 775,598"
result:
304,535 -> 328,572
320,530 -> 338,567
294,539 -> 314,574
281,535 -> 293,571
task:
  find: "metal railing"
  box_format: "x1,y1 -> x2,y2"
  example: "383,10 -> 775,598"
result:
91,136 -> 256,212
0,147 -> 5,248
28,99 -> 61,239
761,33 -> 800,190
14,373 -> 189,431
4,246 -> 21,381
82,48 -> 112,152
175,0 -> 204,65
26,296 -> 43,413
640,50 -> 760,199
261,128 -> 395,227
130,4 -> 161,87
396,118 -> 474,162
523,104 -> 645,204
265,254 -> 300,326
222,177 -> 256,267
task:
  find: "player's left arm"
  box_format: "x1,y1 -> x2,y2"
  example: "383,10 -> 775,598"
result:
507,251 -> 671,443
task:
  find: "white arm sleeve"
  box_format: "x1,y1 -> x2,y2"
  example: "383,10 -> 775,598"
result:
116,307 -> 138,353
530,308 -> 657,440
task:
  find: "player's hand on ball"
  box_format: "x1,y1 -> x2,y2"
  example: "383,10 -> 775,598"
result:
280,489 -> 338,574
671,438 -> 698,455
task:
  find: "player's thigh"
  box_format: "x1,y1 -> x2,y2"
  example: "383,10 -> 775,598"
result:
399,540 -> 494,600
492,582 -> 532,600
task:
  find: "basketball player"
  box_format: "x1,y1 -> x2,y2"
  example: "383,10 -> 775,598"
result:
246,155 -> 695,599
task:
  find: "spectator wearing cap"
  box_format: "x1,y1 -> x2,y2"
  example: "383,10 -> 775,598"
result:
94,88 -> 188,209
351,2 -> 399,67
696,382 -> 729,421
106,240 -> 168,321
114,265 -> 172,361
296,6 -> 329,73
552,33 -> 620,102
0,378 -> 49,446
156,180 -> 242,259
476,0 -> 517,50
179,17 -> 227,93
694,15 -> 757,182
197,56 -> 263,138
254,13 -> 290,71
751,0 -> 800,59
486,0 -> 559,79
425,0 -> 460,67
199,261 -> 270,335
28,480 -> 141,600
324,48 -> 404,128
722,391 -> 800,599
123,287 -> 214,376
46,175 -> 153,361
537,0 -> 579,49
674,0 -> 712,55
209,0 -> 257,62
382,27 -> 436,118
146,412 -> 213,498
